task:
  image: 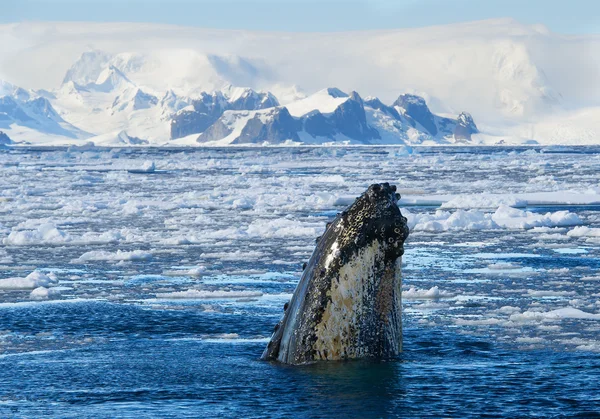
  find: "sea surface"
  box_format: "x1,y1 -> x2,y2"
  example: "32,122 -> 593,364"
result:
1,146 -> 600,418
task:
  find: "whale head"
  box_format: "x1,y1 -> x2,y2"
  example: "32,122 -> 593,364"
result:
262,183 -> 409,364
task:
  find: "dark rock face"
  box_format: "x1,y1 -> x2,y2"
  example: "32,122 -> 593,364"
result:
170,89 -> 279,139
453,112 -> 478,141
0,131 -> 12,145
300,91 -> 380,142
262,183 -> 409,365
331,91 -> 380,142
234,108 -> 300,144
364,97 -> 401,120
170,92 -> 228,139
198,118 -> 234,143
302,111 -> 336,138
393,94 -> 438,136
197,91 -> 381,144
190,88 -> 477,145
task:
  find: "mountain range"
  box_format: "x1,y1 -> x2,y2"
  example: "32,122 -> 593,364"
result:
0,19 -> 598,146
0,52 -> 477,146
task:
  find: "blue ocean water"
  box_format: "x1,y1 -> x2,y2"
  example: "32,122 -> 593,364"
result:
1,146 -> 599,418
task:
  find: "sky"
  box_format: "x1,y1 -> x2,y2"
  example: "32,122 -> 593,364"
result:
2,0 -> 599,34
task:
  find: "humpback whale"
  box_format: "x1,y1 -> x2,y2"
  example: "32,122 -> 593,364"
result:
262,183 -> 410,365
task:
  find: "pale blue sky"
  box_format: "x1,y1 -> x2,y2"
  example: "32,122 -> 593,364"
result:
2,0 -> 599,33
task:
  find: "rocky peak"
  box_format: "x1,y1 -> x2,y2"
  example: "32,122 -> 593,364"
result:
364,97 -> 401,120
457,112 -> 478,131
348,91 -> 363,106
227,88 -> 279,111
0,131 -> 12,145
393,94 -> 437,136
235,107 -> 300,144
332,91 -> 380,141
453,112 -> 479,141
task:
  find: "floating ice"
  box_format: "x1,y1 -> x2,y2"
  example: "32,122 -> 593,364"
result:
155,289 -> 263,299
140,161 -> 155,173
515,337 -> 545,344
246,218 -> 322,238
187,266 -> 207,276
567,226 -> 600,238
3,223 -> 69,246
487,263 -> 522,270
402,205 -> 581,232
526,290 -> 576,297
510,307 -> 600,322
403,286 -> 453,299
441,195 -> 526,209
2,221 -> 135,246
491,205 -> 581,229
73,249 -> 153,262
30,286 -> 61,300
402,208 -> 496,231
0,271 -> 58,290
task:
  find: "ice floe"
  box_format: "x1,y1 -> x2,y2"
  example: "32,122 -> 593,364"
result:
402,205 -> 581,232
155,289 -> 263,299
73,250 -> 153,262
29,286 -> 62,300
509,307 -> 600,322
0,271 -> 58,290
403,286 -> 454,299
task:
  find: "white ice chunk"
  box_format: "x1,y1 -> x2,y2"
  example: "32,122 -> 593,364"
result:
402,205 -> 581,232
187,266 -> 207,276
510,307 -> 600,322
140,160 -> 156,173
567,226 -> 600,238
492,205 -> 581,229
30,286 -> 61,300
403,286 -> 453,299
0,271 -> 58,290
155,289 -> 263,299
441,194 -> 526,209
73,249 -> 153,262
246,218 -> 321,238
3,223 -> 69,246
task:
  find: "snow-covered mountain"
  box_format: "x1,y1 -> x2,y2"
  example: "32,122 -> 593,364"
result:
0,18 -> 598,145
0,80 -> 90,143
195,88 -> 476,145
170,87 -> 279,139
0,52 -> 478,146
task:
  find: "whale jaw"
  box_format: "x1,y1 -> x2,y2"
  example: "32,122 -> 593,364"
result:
262,183 -> 409,365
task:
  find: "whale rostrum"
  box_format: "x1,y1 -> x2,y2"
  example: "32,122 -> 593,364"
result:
262,183 -> 410,365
